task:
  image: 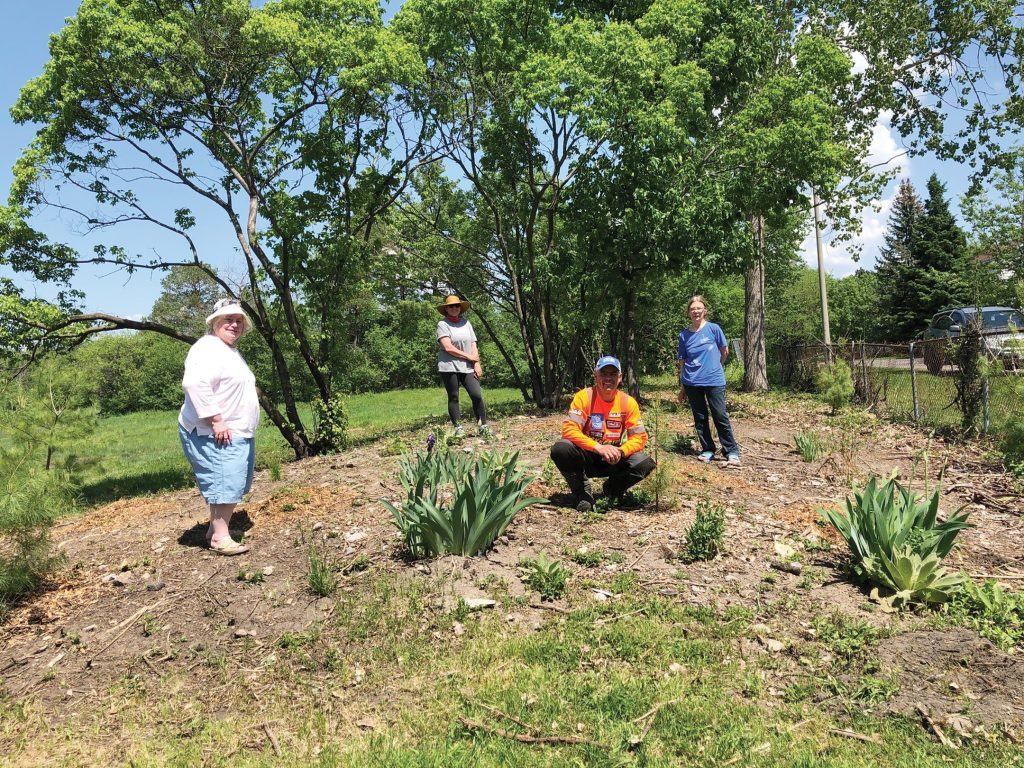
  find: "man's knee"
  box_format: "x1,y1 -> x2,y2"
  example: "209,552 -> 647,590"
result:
630,452 -> 657,479
550,439 -> 583,468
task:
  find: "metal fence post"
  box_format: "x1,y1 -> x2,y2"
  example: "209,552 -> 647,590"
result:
983,377 -> 990,435
909,341 -> 919,421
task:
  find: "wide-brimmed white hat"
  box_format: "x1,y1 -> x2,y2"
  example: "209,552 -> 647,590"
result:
205,298 -> 252,335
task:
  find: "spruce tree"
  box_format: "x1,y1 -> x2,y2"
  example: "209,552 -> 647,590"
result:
906,175 -> 970,331
876,180 -> 924,340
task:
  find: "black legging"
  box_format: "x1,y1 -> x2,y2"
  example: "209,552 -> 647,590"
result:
440,371 -> 487,426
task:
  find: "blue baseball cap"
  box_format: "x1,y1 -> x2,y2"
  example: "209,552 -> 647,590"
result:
594,355 -> 621,372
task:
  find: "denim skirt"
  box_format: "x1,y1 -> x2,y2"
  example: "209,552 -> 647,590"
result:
179,425 -> 255,504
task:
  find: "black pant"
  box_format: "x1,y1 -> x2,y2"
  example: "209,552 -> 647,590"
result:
440,371 -> 487,426
549,439 -> 656,498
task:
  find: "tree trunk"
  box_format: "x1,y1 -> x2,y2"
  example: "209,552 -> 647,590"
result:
619,282 -> 639,398
743,215 -> 769,392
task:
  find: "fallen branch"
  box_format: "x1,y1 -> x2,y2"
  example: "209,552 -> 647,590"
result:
457,715 -> 603,748
88,599 -> 169,662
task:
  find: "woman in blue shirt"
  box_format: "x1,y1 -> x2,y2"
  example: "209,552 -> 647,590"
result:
676,295 -> 740,466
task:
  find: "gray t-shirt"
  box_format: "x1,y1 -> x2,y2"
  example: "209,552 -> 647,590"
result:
436,318 -> 476,373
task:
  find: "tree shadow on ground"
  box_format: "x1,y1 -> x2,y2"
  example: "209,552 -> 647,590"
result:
79,467 -> 195,506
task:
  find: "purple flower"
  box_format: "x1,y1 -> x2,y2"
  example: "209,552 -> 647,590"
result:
426,433 -> 436,454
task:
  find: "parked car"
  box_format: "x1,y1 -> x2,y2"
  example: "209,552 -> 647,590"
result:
921,306 -> 1024,374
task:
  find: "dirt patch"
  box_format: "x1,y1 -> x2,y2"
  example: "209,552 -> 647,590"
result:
876,628 -> 1024,730
1,392 -> 1022,740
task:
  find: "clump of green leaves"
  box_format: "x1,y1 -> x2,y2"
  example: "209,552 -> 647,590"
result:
312,395 -> 349,452
794,431 -> 823,462
306,540 -> 337,597
681,498 -> 726,562
567,547 -> 604,567
384,449 -> 544,558
812,612 -> 882,661
521,551 -> 570,601
944,579 -> 1024,651
820,473 -> 971,607
815,359 -> 855,414
379,437 -> 406,457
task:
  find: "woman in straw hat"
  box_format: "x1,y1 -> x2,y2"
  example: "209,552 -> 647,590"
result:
436,295 -> 492,437
178,298 -> 260,555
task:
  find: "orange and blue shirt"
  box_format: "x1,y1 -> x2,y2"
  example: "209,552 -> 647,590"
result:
562,387 -> 648,456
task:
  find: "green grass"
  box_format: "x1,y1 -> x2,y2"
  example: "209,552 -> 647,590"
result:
52,387 -> 525,505
4,571 -> 1020,766
866,368 -> 1020,433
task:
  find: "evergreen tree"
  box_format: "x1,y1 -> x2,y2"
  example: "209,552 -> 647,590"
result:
905,175 -> 971,330
876,180 -> 924,340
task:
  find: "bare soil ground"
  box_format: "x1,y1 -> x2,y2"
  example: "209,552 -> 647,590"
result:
2,392 -> 1023,743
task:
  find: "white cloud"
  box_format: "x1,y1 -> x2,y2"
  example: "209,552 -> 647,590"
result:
801,115 -> 910,277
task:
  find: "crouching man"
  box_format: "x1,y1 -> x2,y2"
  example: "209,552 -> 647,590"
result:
550,356 -> 656,512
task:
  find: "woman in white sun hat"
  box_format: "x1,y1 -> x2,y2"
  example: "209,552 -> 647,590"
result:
178,298 -> 260,555
436,294 -> 492,437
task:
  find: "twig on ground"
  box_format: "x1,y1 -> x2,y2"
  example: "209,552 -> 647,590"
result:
468,700 -> 533,731
595,607 -> 647,626
262,721 -> 282,757
457,715 -> 603,748
916,705 -> 957,748
88,599 -> 170,661
529,603 -> 568,613
627,697 -> 685,751
828,728 -> 882,745
969,572 -> 1024,581
627,543 -> 656,570
723,742 -> 771,765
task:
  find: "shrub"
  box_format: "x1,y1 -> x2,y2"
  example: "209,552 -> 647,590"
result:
793,431 -> 823,462
312,395 -> 349,453
521,551 -> 569,601
682,498 -> 726,562
820,474 -> 972,607
814,358 -> 855,414
384,449 -> 544,558
999,377 -> 1024,477
0,469 -> 75,617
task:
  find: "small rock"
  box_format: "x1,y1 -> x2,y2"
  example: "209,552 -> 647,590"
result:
690,585 -> 703,594
668,663 -> 687,675
146,581 -> 166,592
464,598 -> 497,611
233,629 -> 255,638
453,621 -> 466,636
724,574 -> 738,583
765,639 -> 785,653
82,625 -> 97,632
344,530 -> 367,544
353,666 -> 365,684
591,589 -> 613,602
355,717 -> 379,731
750,623 -> 771,635
312,522 -> 324,531
261,566 -> 275,577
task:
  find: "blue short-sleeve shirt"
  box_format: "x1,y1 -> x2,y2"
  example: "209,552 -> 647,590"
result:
677,322 -> 727,387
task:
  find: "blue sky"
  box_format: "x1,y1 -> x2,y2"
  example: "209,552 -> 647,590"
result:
0,1 -> 997,320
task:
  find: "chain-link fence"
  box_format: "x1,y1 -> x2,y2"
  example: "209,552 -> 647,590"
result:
774,333 -> 1024,435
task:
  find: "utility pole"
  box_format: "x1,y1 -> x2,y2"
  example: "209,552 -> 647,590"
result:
812,187 -> 833,359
